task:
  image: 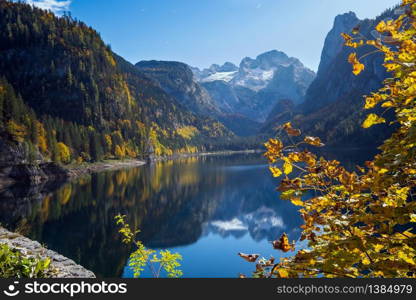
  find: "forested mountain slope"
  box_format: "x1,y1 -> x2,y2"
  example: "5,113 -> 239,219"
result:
0,0 -> 235,167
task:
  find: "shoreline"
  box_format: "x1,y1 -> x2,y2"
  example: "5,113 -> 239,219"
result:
148,149 -> 263,162
64,149 -> 263,178
65,159 -> 147,178
0,149 -> 262,191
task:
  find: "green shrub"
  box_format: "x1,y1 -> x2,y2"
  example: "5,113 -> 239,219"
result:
0,244 -> 52,278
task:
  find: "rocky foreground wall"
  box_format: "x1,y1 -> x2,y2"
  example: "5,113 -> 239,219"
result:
0,227 -> 95,278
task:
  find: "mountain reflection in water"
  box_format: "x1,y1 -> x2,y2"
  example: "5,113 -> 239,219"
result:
0,151 -> 373,278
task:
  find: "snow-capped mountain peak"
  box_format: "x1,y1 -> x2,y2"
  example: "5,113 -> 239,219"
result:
193,50 -> 314,93
192,50 -> 315,122
193,62 -> 238,82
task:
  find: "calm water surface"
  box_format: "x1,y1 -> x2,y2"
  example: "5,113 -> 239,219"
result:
0,151 -> 375,278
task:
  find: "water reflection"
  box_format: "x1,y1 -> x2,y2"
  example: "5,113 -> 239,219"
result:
0,150 -> 373,278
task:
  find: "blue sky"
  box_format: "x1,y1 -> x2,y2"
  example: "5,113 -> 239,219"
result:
24,0 -> 400,70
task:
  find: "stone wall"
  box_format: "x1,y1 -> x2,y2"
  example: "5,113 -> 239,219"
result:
0,227 -> 95,278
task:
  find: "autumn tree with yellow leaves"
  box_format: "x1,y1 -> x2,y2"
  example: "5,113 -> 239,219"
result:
56,142 -> 71,164
243,0 -> 416,278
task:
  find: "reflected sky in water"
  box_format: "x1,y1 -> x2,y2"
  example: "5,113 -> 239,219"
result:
0,150 -> 374,278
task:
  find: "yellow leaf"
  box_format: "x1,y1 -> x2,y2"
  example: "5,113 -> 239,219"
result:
378,168 -> 389,174
364,94 -> 386,109
282,122 -> 301,136
269,166 -> 282,178
373,271 -> 384,277
364,97 -> 378,109
396,187 -> 410,200
278,269 -> 289,278
353,62 -> 365,75
348,53 -> 365,75
373,244 -> 384,252
304,136 -> 325,147
283,158 -> 293,175
385,63 -> 400,72
362,114 -> 386,128
288,152 -> 302,162
398,252 -> 416,265
362,257 -> 371,265
376,20 -> 386,32
381,101 -> 394,107
291,198 -> 304,206
341,33 -> 352,42
405,169 -> 416,175
345,39 -> 364,48
273,233 -> 295,252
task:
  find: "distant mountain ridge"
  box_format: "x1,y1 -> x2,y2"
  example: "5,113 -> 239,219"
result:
135,50 -> 315,137
135,60 -> 220,116
193,50 -> 315,122
192,62 -> 239,83
135,60 -> 262,136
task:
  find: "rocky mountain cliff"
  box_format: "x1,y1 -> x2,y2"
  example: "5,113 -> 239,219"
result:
316,12 -> 360,81
135,60 -> 220,116
301,12 -> 365,114
136,60 -> 262,136
262,9 -> 396,148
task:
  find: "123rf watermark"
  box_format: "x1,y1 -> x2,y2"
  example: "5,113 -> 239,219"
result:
277,284 -> 414,296
2,281 -> 127,297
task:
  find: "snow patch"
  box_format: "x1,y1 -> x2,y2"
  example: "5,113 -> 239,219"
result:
201,71 -> 238,83
234,68 -> 276,91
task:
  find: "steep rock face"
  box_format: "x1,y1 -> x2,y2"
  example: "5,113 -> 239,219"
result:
297,9 -> 393,147
302,12 -> 363,114
200,80 -> 240,114
317,12 -> 360,79
193,50 -> 315,122
0,140 -> 38,168
135,60 -> 220,116
0,140 -> 68,189
253,64 -> 314,121
262,9 -> 396,148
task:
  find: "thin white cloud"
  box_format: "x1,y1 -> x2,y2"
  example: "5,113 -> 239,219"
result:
25,0 -> 72,15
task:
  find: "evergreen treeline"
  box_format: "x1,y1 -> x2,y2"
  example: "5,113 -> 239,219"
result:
0,0 -> 253,164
